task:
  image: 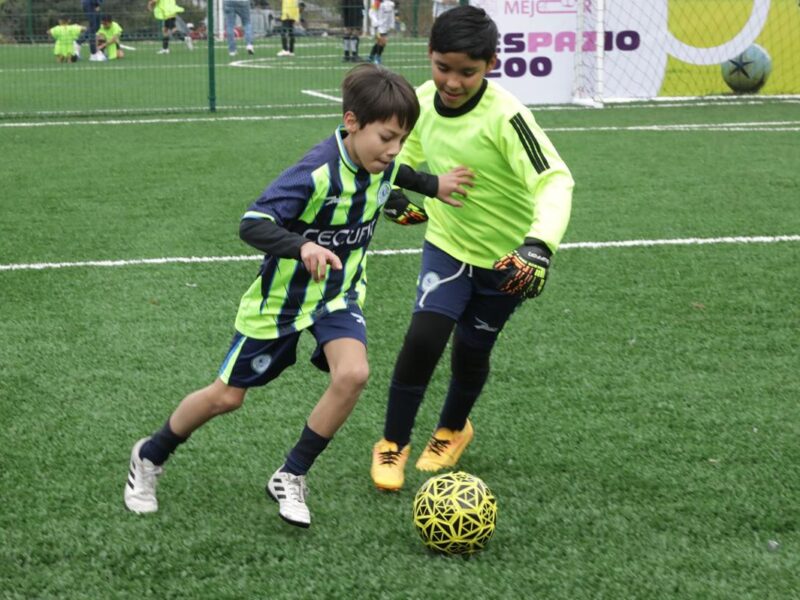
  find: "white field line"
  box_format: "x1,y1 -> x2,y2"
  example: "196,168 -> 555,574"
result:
301,89 -> 342,102
2,235 -> 798,273
0,113 -> 341,128
548,120 -> 800,132
3,116 -> 799,131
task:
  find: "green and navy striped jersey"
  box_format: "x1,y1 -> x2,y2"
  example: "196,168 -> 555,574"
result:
399,79 -> 574,268
235,126 -> 398,340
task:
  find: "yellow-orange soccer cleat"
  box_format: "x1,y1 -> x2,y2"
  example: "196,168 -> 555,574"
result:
371,439 -> 410,491
415,419 -> 474,472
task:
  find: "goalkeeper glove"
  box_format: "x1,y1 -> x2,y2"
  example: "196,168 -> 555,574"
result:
382,190 -> 428,226
493,239 -> 552,299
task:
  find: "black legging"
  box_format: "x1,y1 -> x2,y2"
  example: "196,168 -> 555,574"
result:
280,19 -> 295,52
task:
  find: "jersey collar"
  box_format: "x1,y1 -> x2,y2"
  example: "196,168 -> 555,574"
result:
335,125 -> 361,174
433,79 -> 488,118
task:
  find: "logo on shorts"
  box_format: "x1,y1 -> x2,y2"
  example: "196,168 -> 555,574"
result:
474,317 -> 499,333
251,354 -> 272,374
350,312 -> 366,326
377,182 -> 392,206
421,271 -> 440,292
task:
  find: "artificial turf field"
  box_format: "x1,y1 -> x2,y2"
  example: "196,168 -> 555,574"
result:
1,84 -> 799,597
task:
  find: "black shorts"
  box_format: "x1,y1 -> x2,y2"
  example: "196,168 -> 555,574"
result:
164,17 -> 176,29
341,2 -> 362,28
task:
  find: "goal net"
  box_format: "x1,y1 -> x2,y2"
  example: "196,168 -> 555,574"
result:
573,0 -> 800,105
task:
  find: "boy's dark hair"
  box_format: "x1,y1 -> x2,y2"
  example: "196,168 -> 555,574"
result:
341,64 -> 420,132
430,5 -> 498,62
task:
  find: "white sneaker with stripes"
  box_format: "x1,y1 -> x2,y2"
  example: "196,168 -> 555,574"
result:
266,468 -> 310,528
124,438 -> 162,514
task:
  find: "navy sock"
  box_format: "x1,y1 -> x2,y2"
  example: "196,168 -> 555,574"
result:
139,420 -> 188,466
383,380 -> 427,449
283,423 -> 330,476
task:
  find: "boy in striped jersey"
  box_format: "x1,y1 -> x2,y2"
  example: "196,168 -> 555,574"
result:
371,6 -> 575,490
124,64 -> 472,527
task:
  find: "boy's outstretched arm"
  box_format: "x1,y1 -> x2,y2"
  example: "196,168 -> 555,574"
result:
385,164 -> 473,225
393,164 -> 473,207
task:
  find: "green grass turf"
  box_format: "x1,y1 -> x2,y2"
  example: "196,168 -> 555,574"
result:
1,100 -> 799,598
0,37 -> 432,117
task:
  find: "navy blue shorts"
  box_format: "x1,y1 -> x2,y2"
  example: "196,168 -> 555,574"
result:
218,305 -> 367,388
414,241 -> 524,349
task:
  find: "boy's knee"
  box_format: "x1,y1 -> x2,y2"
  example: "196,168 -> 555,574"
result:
212,383 -> 246,412
332,363 -> 370,395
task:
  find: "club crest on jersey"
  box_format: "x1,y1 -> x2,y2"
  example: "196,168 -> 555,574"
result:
377,182 -> 392,206
251,354 -> 272,374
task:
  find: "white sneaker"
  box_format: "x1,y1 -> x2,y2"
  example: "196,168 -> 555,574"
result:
157,48 -> 170,55
124,438 -> 163,514
277,49 -> 291,57
185,36 -> 194,50
229,51 -> 237,57
89,52 -> 107,62
246,44 -> 254,55
266,468 -> 310,528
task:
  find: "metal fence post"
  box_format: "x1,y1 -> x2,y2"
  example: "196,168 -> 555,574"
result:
208,0 -> 217,112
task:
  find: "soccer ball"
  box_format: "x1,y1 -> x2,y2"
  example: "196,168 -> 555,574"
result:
721,44 -> 772,93
412,471 -> 497,555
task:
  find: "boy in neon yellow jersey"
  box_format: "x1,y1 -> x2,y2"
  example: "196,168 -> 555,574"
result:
371,5 -> 574,490
147,0 -> 193,54
96,15 -> 124,60
123,64 -> 472,528
277,0 -> 299,56
48,19 -> 85,63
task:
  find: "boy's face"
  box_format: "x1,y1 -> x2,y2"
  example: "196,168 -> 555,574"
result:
429,50 -> 497,109
343,112 -> 410,174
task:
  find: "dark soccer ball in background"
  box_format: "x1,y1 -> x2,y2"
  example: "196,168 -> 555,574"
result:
721,43 -> 772,93
412,471 -> 497,555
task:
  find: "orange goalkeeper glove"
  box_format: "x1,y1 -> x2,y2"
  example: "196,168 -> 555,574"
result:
493,239 -> 552,298
383,190 -> 428,226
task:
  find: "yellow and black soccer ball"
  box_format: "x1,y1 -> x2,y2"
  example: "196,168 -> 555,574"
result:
412,471 -> 497,555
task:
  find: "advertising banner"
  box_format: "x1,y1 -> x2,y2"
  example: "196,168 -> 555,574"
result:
473,0 -> 774,103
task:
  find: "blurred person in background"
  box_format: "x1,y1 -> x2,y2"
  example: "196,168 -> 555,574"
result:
75,0 -> 106,61
96,14 -> 124,60
367,0 -> 394,65
225,0 -> 255,57
148,0 -> 194,54
49,17 -> 85,63
277,0 -> 299,56
341,0 -> 365,62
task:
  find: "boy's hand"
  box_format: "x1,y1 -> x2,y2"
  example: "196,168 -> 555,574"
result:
383,190 -> 427,225
300,242 -> 343,282
493,240 -> 552,298
436,166 -> 473,207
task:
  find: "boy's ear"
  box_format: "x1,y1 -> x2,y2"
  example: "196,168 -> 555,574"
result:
343,110 -> 360,133
487,54 -> 498,72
